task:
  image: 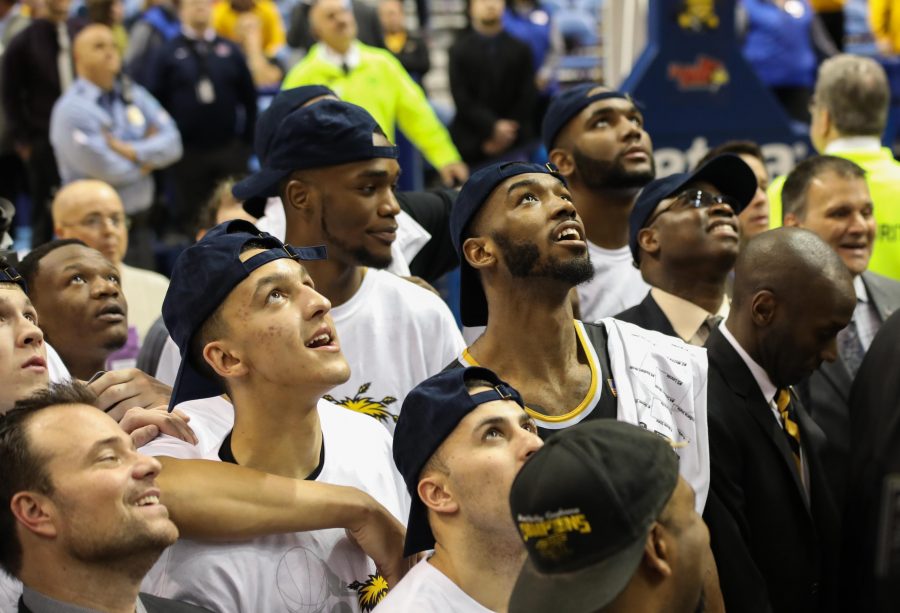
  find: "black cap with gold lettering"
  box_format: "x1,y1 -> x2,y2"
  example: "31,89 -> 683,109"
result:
508,420 -> 679,613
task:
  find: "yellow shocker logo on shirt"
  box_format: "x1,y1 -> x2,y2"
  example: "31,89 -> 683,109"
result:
348,574 -> 389,611
324,383 -> 398,424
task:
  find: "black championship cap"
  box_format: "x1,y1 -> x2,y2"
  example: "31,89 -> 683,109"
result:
393,366 -> 525,556
508,420 -> 680,613
233,99 -> 398,213
449,161 -> 567,327
628,153 -> 758,263
162,219 -> 327,410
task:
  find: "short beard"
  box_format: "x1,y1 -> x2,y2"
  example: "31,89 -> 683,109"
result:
492,232 -> 594,286
320,200 -> 393,270
573,144 -> 655,191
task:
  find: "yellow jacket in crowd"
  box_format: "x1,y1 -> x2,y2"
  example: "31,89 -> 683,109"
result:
870,0 -> 900,54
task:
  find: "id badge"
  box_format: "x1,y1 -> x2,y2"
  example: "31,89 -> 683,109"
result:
126,104 -> 146,129
197,78 -> 216,104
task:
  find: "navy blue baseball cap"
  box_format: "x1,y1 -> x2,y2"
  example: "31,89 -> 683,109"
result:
628,153 -> 758,263
162,219 -> 327,410
394,366 -> 525,556
0,258 -> 26,293
233,99 -> 398,208
242,85 -> 337,217
450,161 -> 567,327
542,84 -> 631,150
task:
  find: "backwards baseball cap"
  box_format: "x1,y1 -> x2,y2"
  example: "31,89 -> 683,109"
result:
241,85 -> 337,217
162,219 -> 327,410
628,153 -> 758,263
393,366 -> 524,556
508,420 -> 680,613
450,161 -> 567,327
542,84 -> 631,150
233,99 -> 398,209
0,258 -> 26,293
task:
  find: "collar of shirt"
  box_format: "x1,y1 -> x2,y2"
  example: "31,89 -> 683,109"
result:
181,26 -> 216,42
719,321 -> 778,406
853,274 -> 869,303
825,136 -> 882,154
319,41 -> 360,70
21,585 -> 148,613
650,287 -> 730,342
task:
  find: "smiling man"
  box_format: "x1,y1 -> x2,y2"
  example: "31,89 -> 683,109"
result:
0,382 -> 209,613
139,220 -> 408,612
782,155 -> 900,508
615,154 -> 757,346
17,240 -> 128,381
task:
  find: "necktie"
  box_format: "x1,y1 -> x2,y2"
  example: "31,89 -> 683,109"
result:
776,389 -> 802,474
341,60 -> 350,74
838,318 -> 865,377
57,22 -> 73,92
690,314 -> 723,346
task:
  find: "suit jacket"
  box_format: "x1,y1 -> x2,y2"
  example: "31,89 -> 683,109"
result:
796,271 -> 900,509
19,592 -> 211,612
613,291 -> 677,337
702,328 -> 839,613
447,29 -> 537,165
843,309 -> 900,612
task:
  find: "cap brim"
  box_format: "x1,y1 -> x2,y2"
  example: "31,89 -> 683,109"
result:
232,167 -> 291,203
508,529 -> 647,613
459,261 -> 488,328
242,196 -> 268,219
685,154 -> 758,215
402,496 -> 436,557
167,352 -> 225,412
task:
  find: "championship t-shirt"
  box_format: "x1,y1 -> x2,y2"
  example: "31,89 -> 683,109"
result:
577,242 -> 650,322
373,559 -> 492,613
140,397 -> 409,613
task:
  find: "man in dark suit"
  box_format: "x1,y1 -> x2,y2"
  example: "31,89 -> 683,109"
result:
843,309 -> 900,612
782,155 -> 900,508
0,382 -> 209,612
615,154 -> 756,346
448,0 -> 537,166
703,227 -> 856,613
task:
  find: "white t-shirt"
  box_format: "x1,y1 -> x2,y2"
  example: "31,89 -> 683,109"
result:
155,269 -> 464,433
0,572 -> 20,613
322,268 -> 464,432
140,396 -> 410,613
577,242 -> 650,323
119,263 -> 168,342
373,559 -> 493,613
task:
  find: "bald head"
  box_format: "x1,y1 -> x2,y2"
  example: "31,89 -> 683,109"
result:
730,227 -> 855,387
53,181 -> 128,265
73,24 -> 121,90
309,0 -> 357,53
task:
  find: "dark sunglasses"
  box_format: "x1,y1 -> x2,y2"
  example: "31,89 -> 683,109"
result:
645,189 -> 738,226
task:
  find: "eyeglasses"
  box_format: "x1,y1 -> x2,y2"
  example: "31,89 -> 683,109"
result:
645,189 -> 737,226
64,214 -> 132,231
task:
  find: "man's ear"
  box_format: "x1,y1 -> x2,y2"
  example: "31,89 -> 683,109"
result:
549,148 -> 575,178
783,212 -> 801,228
203,340 -> 250,382
283,176 -> 314,217
417,475 -> 458,515
10,492 -> 58,539
462,236 -> 496,272
642,523 -> 674,578
750,290 -> 777,327
637,226 -> 660,258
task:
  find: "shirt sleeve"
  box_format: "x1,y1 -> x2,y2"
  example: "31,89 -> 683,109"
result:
129,84 -> 183,169
49,97 -> 147,186
387,53 -> 462,169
